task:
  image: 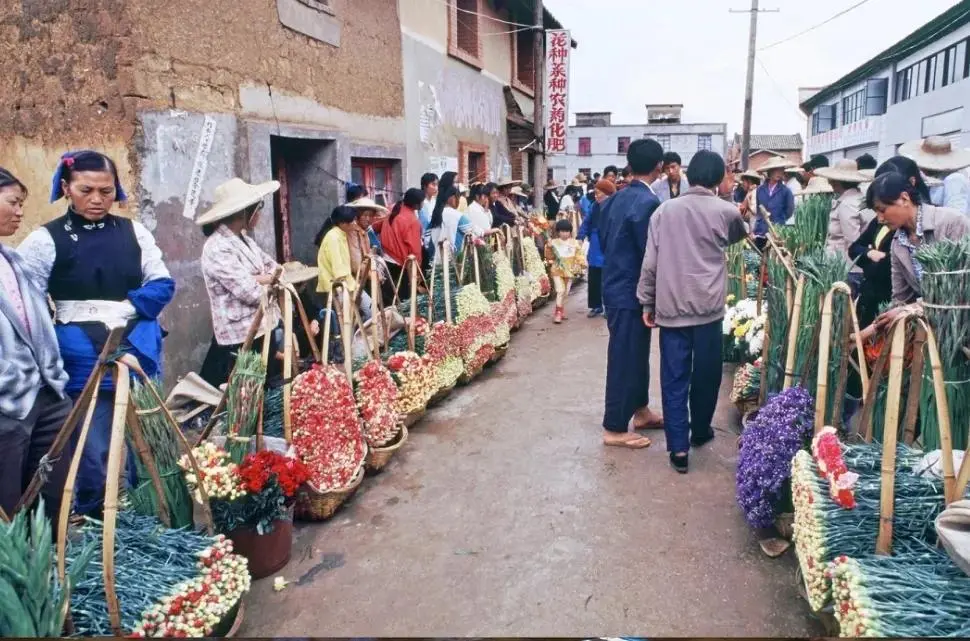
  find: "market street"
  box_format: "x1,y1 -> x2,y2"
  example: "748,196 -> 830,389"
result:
240,288 -> 821,637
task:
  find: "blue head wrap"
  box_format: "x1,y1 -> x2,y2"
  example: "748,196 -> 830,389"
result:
50,150 -> 128,204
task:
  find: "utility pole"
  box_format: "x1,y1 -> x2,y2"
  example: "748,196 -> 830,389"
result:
532,0 -> 545,209
730,1 -> 778,170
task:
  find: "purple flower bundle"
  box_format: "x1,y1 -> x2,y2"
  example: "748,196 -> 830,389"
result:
736,386 -> 815,528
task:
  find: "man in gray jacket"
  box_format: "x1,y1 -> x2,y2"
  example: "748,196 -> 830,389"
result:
0,168 -> 72,524
638,151 -> 748,473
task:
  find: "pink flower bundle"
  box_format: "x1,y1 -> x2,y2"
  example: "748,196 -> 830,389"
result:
290,364 -> 365,491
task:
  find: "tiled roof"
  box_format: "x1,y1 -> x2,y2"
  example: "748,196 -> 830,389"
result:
733,133 -> 803,151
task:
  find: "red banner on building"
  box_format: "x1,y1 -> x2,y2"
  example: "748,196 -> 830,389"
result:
544,29 -> 571,156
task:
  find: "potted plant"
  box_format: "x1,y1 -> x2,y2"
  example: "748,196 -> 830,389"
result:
180,443 -> 309,579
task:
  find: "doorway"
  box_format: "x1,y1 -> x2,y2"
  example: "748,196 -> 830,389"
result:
270,136 -> 338,265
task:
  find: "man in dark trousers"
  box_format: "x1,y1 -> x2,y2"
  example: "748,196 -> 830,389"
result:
597,138 -> 665,448
638,150 -> 748,473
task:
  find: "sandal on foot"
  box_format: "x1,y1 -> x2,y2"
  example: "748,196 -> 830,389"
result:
690,431 -> 715,448
603,435 -> 652,449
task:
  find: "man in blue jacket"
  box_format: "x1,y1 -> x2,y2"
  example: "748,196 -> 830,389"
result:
598,138 -> 665,448
753,157 -> 795,243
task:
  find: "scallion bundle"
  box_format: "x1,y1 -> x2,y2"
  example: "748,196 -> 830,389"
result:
915,237 -> 970,451
127,381 -> 195,528
791,446 -> 945,610
223,350 -> 266,463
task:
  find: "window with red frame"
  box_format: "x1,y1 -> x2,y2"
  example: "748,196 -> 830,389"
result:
617,137 -> 631,154
578,137 -> 591,156
351,159 -> 396,207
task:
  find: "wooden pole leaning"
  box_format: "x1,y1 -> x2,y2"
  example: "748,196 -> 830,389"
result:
814,282 -> 869,433
197,265 -> 283,445
782,275 -> 806,390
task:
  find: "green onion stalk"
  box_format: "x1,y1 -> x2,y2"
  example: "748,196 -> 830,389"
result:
791,445 -> 950,611
127,380 -> 195,528
764,252 -> 792,394
223,350 -> 266,464
260,386 -> 285,439
456,243 -> 499,302
789,194 -> 833,255
67,512 -> 250,637
0,499 -> 95,637
831,543 -> 970,637
915,237 -> 970,451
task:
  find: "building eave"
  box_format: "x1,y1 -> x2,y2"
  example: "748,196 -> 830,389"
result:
800,0 -> 970,112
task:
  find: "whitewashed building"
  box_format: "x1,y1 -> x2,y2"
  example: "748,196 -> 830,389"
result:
554,105 -> 727,182
800,2 -> 970,164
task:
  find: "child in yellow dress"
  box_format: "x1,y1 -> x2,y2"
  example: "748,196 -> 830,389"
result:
544,218 -> 587,324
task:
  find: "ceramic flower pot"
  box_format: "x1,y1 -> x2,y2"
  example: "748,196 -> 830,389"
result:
227,511 -> 293,580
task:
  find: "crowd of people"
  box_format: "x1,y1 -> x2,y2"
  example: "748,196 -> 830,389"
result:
2,131 -> 969,525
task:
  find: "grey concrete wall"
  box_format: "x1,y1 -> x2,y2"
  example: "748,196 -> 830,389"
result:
402,34 -> 512,184
139,110 -> 406,389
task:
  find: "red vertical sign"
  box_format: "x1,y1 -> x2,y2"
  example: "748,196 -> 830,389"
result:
544,30 -> 571,155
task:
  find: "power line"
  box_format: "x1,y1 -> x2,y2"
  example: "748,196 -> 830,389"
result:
430,0 -> 535,29
759,0 -> 874,51
755,55 -> 808,120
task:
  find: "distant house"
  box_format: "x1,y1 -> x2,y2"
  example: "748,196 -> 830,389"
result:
726,134 -> 804,171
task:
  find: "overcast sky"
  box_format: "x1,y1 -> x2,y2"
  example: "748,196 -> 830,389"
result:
545,0 -> 960,138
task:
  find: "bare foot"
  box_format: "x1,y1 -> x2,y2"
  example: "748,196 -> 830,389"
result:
602,431 -> 652,449
632,407 -> 664,430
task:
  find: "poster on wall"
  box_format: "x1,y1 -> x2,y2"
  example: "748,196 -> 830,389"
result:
544,29 -> 571,156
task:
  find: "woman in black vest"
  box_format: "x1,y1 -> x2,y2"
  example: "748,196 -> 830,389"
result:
18,150 -> 175,517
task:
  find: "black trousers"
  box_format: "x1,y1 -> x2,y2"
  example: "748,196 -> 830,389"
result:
0,387 -> 73,529
199,334 -> 280,389
603,307 -> 652,432
659,321 -> 722,453
587,266 -> 603,310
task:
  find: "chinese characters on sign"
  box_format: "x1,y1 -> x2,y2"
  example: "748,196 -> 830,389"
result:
808,117 -> 877,156
544,30 -> 571,155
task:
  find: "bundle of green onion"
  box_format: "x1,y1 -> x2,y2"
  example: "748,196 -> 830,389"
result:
261,385 -> 285,439
223,350 -> 266,463
788,194 -> 832,255
791,444 -> 949,610
830,544 -> 970,638
0,500 -> 94,637
127,380 -> 194,528
456,243 -> 499,302
916,237 -> 970,451
763,252 -> 791,394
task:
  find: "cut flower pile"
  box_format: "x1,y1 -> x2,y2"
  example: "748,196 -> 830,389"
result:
354,360 -> 402,447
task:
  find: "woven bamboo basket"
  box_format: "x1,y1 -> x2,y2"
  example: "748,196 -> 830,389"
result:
734,397 -> 759,421
402,407 -> 426,427
458,364 -> 485,385
428,383 -> 455,407
365,424 -> 408,473
533,292 -> 551,309
488,342 -> 509,364
294,456 -> 366,522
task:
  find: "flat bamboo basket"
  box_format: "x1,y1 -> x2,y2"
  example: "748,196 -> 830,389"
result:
428,382 -> 455,408
488,342 -> 509,364
365,424 -> 408,473
294,455 -> 367,522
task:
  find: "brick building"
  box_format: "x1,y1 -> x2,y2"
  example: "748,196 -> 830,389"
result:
725,134 -> 804,171
1,0 -> 407,384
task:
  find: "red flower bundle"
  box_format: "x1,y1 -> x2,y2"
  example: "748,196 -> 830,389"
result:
811,426 -> 858,509
426,322 -> 461,364
237,450 -> 309,497
354,361 -> 401,447
290,364 -> 365,491
457,315 -> 495,374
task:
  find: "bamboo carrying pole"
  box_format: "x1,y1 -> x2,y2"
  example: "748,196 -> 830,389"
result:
340,283 -> 354,384
409,257 -> 418,351
126,403 -> 171,528
813,282 -> 869,433
442,242 -> 453,324
782,275 -> 805,390
197,266 -> 283,445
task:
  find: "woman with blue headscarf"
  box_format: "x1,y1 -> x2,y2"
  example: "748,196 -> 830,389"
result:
18,150 -> 175,517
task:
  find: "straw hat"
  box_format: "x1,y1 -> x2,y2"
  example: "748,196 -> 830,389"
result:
510,186 -> 526,197
281,261 -> 317,285
784,166 -> 805,175
740,170 -> 763,183
497,177 -> 522,188
859,168 -> 876,180
814,159 -> 870,184
196,178 -> 280,226
544,179 -> 559,191
800,176 -> 834,195
346,197 -> 388,214
757,156 -> 795,173
571,173 -> 587,187
899,136 -> 970,172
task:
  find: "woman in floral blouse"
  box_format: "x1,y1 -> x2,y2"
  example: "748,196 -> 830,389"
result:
197,178 -> 282,388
